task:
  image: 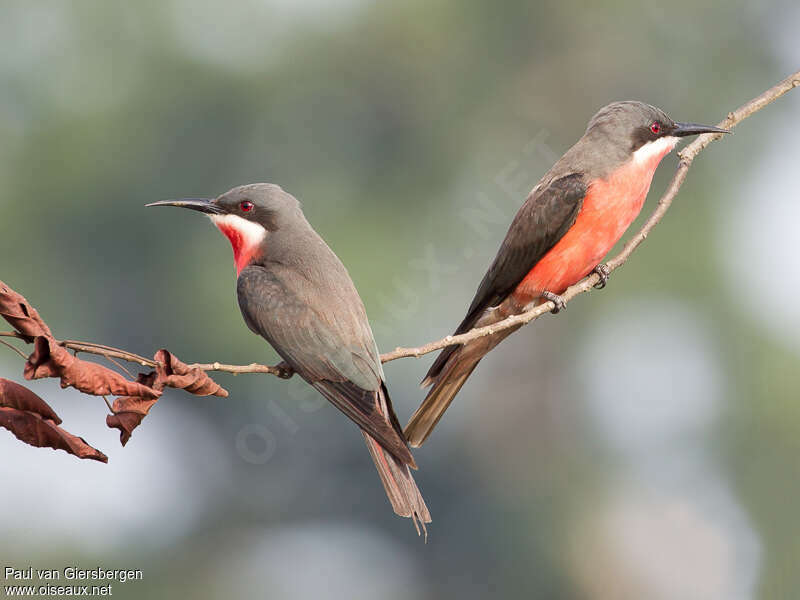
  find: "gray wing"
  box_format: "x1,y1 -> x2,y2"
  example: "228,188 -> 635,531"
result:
461,172 -> 587,329
425,172 -> 586,380
236,264 -> 413,464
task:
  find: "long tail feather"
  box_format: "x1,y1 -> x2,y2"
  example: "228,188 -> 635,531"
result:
405,310 -> 524,447
364,433 -> 431,538
404,351 -> 480,447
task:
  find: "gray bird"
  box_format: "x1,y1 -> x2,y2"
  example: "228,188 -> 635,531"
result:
148,184 -> 430,533
404,101 -> 727,448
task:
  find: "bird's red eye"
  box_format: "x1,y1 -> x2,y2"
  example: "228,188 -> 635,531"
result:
240,200 -> 254,212
650,121 -> 661,134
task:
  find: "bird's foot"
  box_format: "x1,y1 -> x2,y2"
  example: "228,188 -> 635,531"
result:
592,263 -> 611,289
274,361 -> 294,379
541,290 -> 567,314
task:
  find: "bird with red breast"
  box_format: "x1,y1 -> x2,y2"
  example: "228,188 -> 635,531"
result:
404,101 -> 727,447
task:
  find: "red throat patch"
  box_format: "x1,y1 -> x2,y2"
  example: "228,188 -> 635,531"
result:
212,219 -> 264,275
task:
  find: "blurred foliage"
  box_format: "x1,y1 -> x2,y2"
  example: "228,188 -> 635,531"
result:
0,1 -> 798,598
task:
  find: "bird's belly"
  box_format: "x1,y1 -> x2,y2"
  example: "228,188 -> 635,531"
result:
514,157 -> 660,302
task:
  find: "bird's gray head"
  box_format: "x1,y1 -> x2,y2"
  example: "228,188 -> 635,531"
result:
212,182 -> 302,229
146,182 -> 306,274
584,100 -> 728,161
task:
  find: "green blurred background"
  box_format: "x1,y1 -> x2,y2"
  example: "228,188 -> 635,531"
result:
1,1 -> 798,598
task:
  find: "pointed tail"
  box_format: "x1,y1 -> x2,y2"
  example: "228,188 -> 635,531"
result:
364,433 -> 431,537
403,346 -> 482,448
404,310 -> 523,448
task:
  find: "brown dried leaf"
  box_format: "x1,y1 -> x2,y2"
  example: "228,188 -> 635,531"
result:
24,336 -> 160,399
105,351 -> 227,446
154,349 -> 228,397
0,281 -> 53,340
106,372 -> 160,446
106,396 -> 159,447
0,407 -> 107,462
0,377 -> 61,424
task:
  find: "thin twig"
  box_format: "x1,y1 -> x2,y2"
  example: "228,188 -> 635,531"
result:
0,331 -> 25,340
60,340 -> 157,368
187,361 -> 292,378
1,71 -> 797,378
102,354 -> 135,379
0,338 -> 28,360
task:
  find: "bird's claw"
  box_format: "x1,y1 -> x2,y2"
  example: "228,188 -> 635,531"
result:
541,291 -> 567,314
274,361 -> 294,379
592,263 -> 610,289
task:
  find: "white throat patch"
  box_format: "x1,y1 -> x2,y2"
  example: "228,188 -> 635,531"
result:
632,136 -> 678,165
209,214 -> 267,247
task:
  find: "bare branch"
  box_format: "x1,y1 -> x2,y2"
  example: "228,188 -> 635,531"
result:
61,340 -> 156,368
186,361 -> 293,378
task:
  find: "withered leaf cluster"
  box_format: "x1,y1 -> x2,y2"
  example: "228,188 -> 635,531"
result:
0,281 -> 228,460
0,378 -> 107,462
24,336 -> 160,398
107,349 -> 228,446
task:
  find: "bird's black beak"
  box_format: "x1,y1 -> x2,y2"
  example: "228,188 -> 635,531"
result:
672,122 -> 730,137
145,198 -> 224,214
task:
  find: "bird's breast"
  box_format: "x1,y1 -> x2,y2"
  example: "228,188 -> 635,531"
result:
513,146 -> 673,303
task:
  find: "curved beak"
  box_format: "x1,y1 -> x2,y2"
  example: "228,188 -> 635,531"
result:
673,122 -> 730,137
145,198 -> 224,214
